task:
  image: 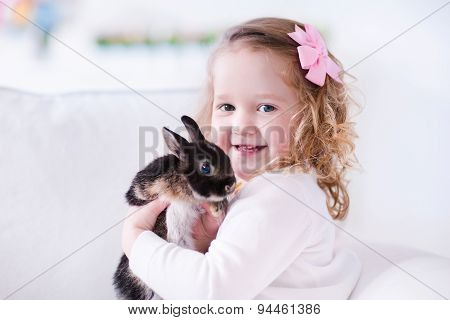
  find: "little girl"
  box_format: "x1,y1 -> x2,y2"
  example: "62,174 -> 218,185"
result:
122,17 -> 362,299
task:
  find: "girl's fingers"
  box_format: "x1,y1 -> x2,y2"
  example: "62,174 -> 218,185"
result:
126,199 -> 170,229
127,199 -> 169,215
192,204 -> 222,240
122,199 -> 170,257
143,198 -> 170,215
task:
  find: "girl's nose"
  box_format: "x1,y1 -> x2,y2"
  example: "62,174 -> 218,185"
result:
231,110 -> 258,135
232,125 -> 258,135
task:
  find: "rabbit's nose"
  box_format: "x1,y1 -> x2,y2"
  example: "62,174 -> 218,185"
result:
225,182 -> 236,193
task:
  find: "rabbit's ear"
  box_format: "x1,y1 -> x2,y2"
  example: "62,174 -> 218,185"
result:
162,127 -> 188,156
181,115 -> 205,142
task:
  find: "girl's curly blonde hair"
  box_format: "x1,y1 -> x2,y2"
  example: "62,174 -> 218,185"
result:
195,17 -> 360,220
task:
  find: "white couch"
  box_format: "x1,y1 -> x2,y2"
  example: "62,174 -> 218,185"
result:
1,87 -> 449,299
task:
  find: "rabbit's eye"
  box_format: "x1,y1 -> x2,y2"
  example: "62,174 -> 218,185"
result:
200,161 -> 211,175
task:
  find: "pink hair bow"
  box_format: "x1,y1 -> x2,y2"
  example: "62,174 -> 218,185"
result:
287,24 -> 342,86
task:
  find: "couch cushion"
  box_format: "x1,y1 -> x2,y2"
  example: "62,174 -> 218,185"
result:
0,87 -> 199,298
337,238 -> 450,299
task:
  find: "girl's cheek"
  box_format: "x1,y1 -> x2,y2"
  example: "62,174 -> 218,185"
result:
217,128 -> 231,153
211,114 -> 232,152
211,124 -> 231,153
263,126 -> 291,158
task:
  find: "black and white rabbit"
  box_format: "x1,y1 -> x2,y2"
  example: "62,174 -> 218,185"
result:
113,115 -> 236,300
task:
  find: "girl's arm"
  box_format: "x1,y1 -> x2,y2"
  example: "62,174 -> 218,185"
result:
127,174 -> 314,299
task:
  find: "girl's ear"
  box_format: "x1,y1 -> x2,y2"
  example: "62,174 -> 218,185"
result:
181,115 -> 205,142
162,127 -> 189,157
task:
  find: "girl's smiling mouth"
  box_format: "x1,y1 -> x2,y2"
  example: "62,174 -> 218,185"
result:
232,144 -> 268,155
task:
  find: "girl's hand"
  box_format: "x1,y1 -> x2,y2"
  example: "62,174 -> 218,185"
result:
122,199 -> 169,258
191,203 -> 224,253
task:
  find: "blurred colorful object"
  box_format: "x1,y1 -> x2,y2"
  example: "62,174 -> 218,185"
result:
11,0 -> 34,27
35,0 -> 57,32
96,32 -> 217,48
34,0 -> 57,48
0,0 -> 60,50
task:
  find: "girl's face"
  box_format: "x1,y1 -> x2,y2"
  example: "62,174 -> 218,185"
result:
211,46 -> 298,181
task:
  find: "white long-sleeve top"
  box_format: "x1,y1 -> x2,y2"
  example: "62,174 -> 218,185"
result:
129,169 -> 362,299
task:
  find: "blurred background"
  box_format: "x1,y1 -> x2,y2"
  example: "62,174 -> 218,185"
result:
0,0 -> 446,93
0,0 -> 449,299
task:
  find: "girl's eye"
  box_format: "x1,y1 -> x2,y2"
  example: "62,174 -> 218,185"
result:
257,104 -> 276,113
218,104 -> 235,112
200,161 -> 211,175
